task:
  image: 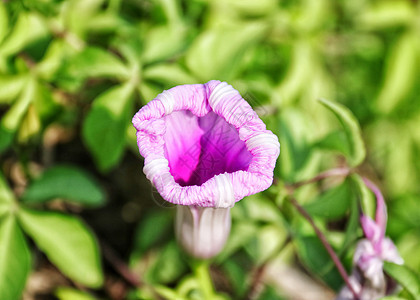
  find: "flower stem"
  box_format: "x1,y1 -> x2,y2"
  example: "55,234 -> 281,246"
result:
289,197 -> 360,300
192,260 -> 215,300
286,167 -> 350,191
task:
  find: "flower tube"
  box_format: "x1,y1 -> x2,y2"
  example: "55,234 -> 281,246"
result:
132,80 -> 280,258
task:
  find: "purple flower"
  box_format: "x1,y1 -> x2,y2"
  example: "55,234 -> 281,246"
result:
336,178 -> 403,300
132,80 -> 280,258
132,80 -> 280,208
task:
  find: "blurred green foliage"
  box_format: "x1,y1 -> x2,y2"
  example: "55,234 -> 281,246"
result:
0,0 -> 420,299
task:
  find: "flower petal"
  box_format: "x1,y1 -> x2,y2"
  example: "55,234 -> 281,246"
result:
133,80 -> 280,207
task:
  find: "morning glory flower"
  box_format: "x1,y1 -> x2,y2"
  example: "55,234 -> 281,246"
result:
132,80 -> 280,258
336,178 -> 403,300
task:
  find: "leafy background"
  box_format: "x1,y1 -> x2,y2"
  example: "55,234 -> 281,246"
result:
0,0 -> 420,299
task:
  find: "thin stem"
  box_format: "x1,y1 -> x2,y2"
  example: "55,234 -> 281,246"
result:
192,260 -> 215,300
286,168 -> 350,191
289,197 -> 360,300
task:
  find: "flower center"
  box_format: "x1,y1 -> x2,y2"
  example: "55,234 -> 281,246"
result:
163,110 -> 253,186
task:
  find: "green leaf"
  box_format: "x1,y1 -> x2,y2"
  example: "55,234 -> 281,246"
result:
295,236 -> 343,290
142,24 -> 187,64
56,287 -> 97,300
314,130 -> 350,157
0,12 -> 48,57
82,83 -> 134,172
17,104 -> 41,143
35,40 -> 66,81
350,174 -> 376,220
318,98 -> 366,167
216,221 -> 258,263
258,285 -> 287,300
376,33 -> 417,114
22,165 -> 106,207
357,1 -> 415,30
384,262 -> 420,300
222,259 -> 248,298
32,80 -> 59,123
342,195 -> 360,249
66,47 -> 130,80
245,224 -> 286,264
131,210 -> 172,260
0,75 -> 27,104
274,41 -> 313,106
0,171 -> 15,207
18,208 -> 103,288
222,0 -> 278,17
143,63 -> 196,86
0,2 -> 9,44
276,108 -> 314,181
186,23 -> 267,81
0,78 -> 35,153
146,241 -> 186,284
0,215 -> 32,300
303,182 -> 352,219
63,0 -> 105,38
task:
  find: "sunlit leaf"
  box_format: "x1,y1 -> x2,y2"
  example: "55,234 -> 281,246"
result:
32,81 -> 59,123
0,12 -> 48,57
220,0 -> 278,17
142,24 -> 187,64
0,75 -> 27,104
293,0 -> 329,33
138,81 -> 161,102
17,104 -> 41,143
357,1 -> 415,29
275,41 -> 313,106
0,78 -> 35,153
143,63 -> 196,86
384,262 -> 420,300
82,82 -> 134,171
0,171 -> 15,208
35,40 -> 66,81
18,208 -> 104,288
0,215 -> 31,300
55,287 -> 96,300
376,33 -> 417,114
63,0 -> 105,38
186,23 -> 267,81
0,2 -> 9,45
66,47 -> 130,80
22,165 -> 106,207
319,98 -> 366,167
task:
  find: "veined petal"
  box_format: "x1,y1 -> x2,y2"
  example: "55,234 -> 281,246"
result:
133,80 -> 280,208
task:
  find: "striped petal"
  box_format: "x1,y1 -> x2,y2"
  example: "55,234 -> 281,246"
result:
132,80 -> 280,208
